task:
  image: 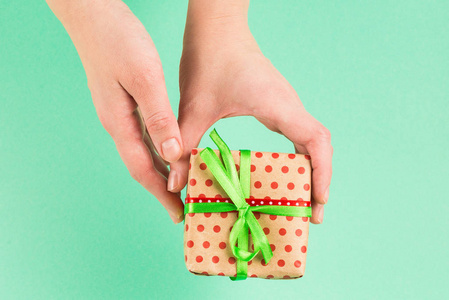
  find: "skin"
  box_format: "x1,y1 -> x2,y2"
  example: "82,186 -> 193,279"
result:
47,0 -> 332,225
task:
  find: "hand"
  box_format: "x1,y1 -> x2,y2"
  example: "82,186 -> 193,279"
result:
46,0 -> 184,223
169,0 -> 332,224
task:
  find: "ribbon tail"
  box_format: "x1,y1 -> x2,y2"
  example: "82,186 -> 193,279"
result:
247,212 -> 274,263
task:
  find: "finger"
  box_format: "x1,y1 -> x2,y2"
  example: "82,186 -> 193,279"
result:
121,65 -> 183,163
310,202 -> 324,224
278,110 -> 333,205
143,133 -> 170,178
167,101 -> 216,193
95,89 -> 184,223
136,107 -> 171,178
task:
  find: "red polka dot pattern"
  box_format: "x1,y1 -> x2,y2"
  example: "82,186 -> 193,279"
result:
184,148 -> 311,279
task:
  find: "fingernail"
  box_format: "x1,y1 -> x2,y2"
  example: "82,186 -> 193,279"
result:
169,211 -> 184,224
316,204 -> 324,224
323,187 -> 329,204
167,170 -> 179,192
161,138 -> 181,162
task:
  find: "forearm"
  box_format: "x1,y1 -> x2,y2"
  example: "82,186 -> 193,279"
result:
184,0 -> 257,52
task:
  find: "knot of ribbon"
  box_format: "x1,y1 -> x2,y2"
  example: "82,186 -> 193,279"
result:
184,129 -> 311,280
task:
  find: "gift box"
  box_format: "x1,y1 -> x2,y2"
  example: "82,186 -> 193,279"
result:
183,130 -> 312,280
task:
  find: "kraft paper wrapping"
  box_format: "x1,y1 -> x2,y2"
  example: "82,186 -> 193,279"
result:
184,149 -> 312,279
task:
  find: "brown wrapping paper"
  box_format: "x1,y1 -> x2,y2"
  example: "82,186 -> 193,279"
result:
184,149 -> 312,279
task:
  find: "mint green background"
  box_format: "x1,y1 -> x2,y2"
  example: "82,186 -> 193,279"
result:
1,1 -> 448,299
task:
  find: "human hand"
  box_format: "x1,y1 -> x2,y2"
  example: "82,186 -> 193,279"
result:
168,0 -> 332,224
46,0 -> 184,223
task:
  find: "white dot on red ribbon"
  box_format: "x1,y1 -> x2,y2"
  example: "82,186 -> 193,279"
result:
269,201 -> 273,205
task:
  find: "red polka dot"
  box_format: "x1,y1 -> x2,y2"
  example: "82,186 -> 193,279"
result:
267,275 -> 274,279
185,255 -> 187,262
298,167 -> 305,174
277,260 -> 285,267
265,165 -> 273,172
270,244 -> 276,251
213,225 -> 221,233
250,164 -> 256,172
205,179 -> 213,187
255,152 -> 263,158
203,241 -> 210,248
302,217 -> 309,222
228,257 -> 236,264
288,154 -> 296,159
263,227 -> 270,235
218,272 -> 225,276
281,197 -> 288,200
272,153 -> 279,158
281,166 -> 289,173
219,242 -> 227,249
303,184 -> 310,191
285,245 -> 292,252
212,256 -> 219,263
192,149 -> 198,155
286,216 -> 294,221
185,224 -> 189,231
264,196 -> 271,200
190,179 -> 196,186
269,215 -> 277,220
295,229 -> 303,237
248,260 -> 252,265
250,274 -> 258,278
220,212 -> 228,218
283,275 -> 291,279
254,181 -> 262,188
199,163 -> 207,170
279,228 -> 287,236
271,182 -> 278,189
305,155 -> 311,160
187,240 -> 194,248
294,260 -> 302,268
287,182 -> 295,190
215,194 -> 222,198
235,164 -> 240,171
297,197 -> 304,201
249,195 -> 255,199
251,244 -> 254,251
198,193 -> 206,198
197,225 -> 204,232
229,226 -> 233,232
204,213 -> 211,218
188,213 -> 195,217
196,256 -> 203,263
261,259 -> 268,266
301,246 -> 307,253
253,212 -> 261,219
189,163 -> 191,170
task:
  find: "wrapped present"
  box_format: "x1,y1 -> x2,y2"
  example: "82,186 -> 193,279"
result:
183,129 -> 312,280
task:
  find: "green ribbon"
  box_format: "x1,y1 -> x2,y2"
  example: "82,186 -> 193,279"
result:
185,129 -> 311,280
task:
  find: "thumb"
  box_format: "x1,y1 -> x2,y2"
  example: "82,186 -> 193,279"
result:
123,70 -> 183,163
167,103 -> 215,193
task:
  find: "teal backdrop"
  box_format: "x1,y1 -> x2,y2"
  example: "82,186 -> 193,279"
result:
1,1 -> 448,299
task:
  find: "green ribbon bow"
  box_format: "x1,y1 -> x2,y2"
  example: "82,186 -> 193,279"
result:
184,129 -> 311,280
